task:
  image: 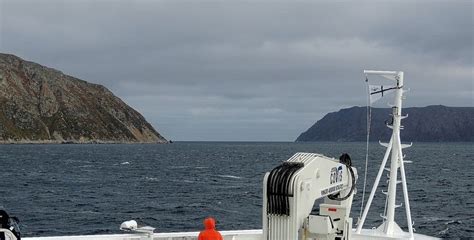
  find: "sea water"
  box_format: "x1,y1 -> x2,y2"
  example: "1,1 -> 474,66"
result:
0,142 -> 472,239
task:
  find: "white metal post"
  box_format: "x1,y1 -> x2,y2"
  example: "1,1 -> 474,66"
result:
382,72 -> 404,235
356,136 -> 393,233
398,134 -> 414,238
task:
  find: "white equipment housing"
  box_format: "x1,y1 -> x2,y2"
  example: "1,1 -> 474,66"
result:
262,153 -> 357,240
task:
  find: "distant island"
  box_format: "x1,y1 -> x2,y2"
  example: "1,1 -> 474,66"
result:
296,106 -> 474,142
0,53 -> 167,144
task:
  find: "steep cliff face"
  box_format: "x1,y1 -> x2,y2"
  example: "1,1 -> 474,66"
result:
0,53 -> 167,143
296,106 -> 474,142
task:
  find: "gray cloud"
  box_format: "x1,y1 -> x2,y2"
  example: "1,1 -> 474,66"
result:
1,0 -> 472,141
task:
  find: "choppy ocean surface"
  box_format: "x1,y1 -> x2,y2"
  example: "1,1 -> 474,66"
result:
0,142 -> 472,239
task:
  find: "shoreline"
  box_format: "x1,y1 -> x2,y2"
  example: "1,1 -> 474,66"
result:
0,139 -> 169,145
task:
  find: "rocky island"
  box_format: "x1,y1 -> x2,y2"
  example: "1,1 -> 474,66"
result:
296,106 -> 474,142
0,53 -> 167,144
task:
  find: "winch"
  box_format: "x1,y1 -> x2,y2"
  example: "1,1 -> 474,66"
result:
263,153 -> 357,240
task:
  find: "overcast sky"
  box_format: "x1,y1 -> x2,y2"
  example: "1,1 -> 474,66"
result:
0,0 -> 472,141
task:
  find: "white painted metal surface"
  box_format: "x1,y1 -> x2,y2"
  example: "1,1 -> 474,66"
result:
0,228 -> 18,240
23,229 -> 440,240
262,153 -> 356,239
352,229 -> 440,240
24,230 -> 262,240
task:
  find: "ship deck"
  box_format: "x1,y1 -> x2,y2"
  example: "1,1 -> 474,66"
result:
24,229 -> 440,240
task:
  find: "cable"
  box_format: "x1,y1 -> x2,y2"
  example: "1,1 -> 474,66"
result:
358,76 -> 371,221
267,162 -> 304,215
383,190 -> 388,223
328,163 -> 356,201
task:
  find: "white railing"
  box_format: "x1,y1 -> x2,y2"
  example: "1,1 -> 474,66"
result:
24,230 -> 262,240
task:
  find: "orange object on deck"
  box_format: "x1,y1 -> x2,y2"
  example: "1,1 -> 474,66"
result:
198,217 -> 223,240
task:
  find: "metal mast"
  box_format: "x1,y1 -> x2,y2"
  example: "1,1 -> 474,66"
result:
356,70 -> 414,239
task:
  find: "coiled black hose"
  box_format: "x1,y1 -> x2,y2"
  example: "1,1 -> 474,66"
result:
328,154 -> 356,201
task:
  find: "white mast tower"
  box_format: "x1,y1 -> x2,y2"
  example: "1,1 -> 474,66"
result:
355,70 -> 414,239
